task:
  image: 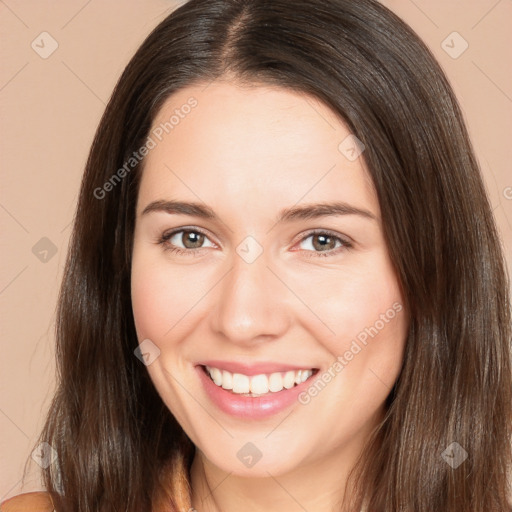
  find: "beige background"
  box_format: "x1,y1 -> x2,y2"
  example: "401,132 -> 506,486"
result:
1,0 -> 511,501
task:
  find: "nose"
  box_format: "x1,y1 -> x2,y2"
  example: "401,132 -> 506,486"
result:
209,249 -> 292,346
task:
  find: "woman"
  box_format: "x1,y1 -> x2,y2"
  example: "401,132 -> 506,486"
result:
3,0 -> 511,510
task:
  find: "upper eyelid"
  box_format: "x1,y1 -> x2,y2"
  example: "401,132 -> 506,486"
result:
291,228 -> 352,245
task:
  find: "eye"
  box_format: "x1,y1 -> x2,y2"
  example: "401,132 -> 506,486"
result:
296,230 -> 352,258
157,227 -> 215,256
156,227 -> 352,258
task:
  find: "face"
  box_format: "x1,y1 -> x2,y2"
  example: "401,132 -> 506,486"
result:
131,81 -> 408,478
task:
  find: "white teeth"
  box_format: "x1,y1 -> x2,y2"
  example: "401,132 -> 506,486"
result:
211,367 -> 222,386
268,372 -> 283,392
232,373 -> 250,393
221,370 -> 233,390
283,371 -> 296,389
250,374 -> 269,394
205,366 -> 314,396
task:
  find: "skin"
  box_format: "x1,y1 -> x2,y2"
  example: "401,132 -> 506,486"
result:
131,81 -> 408,512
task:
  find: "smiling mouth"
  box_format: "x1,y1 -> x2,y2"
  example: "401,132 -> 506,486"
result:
201,365 -> 319,397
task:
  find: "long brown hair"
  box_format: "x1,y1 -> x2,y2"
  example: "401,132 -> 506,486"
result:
27,0 -> 512,510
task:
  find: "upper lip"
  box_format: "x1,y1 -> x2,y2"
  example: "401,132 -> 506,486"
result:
197,360 -> 318,376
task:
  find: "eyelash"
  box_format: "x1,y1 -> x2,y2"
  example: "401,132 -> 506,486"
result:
156,227 -> 353,258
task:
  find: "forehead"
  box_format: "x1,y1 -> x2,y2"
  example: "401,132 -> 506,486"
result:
137,81 -> 378,219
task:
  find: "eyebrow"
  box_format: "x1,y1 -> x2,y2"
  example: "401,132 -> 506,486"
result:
141,199 -> 377,223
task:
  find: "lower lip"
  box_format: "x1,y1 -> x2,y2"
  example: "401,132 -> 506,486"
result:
196,365 -> 316,419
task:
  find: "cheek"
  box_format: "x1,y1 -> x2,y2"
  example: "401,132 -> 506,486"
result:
130,247 -> 228,382
294,267 -> 407,437
130,250 -> 205,344
130,254 -> 204,429
131,264 -> 173,341
300,255 -> 407,389
290,257 -> 405,348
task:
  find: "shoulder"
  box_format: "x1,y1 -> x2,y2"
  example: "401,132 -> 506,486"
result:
0,492 -> 54,511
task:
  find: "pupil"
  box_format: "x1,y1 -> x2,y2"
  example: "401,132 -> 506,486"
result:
184,231 -> 203,248
313,234 -> 333,251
